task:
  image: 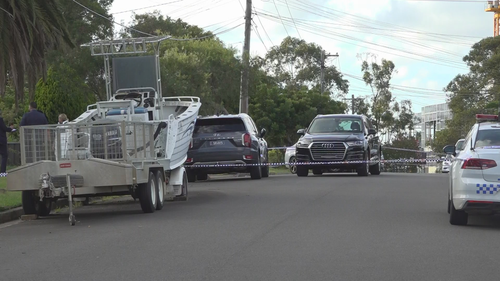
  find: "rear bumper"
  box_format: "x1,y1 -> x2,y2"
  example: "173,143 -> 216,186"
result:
184,148 -> 259,174
453,178 -> 500,214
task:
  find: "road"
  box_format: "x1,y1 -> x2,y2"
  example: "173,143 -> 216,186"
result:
1,173 -> 500,281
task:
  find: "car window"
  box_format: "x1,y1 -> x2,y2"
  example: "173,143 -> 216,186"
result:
455,140 -> 465,151
194,118 -> 246,134
475,129 -> 500,148
308,117 -> 363,133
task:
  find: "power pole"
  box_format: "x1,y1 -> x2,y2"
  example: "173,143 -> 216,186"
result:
239,0 -> 252,114
343,94 -> 356,114
351,94 -> 354,114
320,51 -> 339,95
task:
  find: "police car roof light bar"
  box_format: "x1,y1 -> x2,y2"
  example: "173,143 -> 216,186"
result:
476,114 -> 499,123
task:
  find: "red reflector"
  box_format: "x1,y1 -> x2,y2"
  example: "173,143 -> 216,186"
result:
461,158 -> 497,169
185,158 -> 193,163
468,200 -> 494,204
59,163 -> 71,168
242,133 -> 251,147
244,155 -> 253,160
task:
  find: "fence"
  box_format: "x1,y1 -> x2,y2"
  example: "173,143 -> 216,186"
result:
7,142 -> 21,167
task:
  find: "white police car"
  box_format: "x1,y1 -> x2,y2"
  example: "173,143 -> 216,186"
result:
444,114 -> 500,225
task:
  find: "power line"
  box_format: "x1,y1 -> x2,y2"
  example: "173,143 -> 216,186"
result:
111,0 -> 184,15
73,0 -> 243,41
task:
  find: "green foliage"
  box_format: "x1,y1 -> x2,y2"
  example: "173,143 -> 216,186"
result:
268,149 -> 285,164
383,134 -> 424,173
125,11 -> 213,39
431,127 -> 462,153
443,36 -> 500,145
35,66 -> 96,123
249,84 -> 346,147
161,38 -> 241,115
263,36 -> 349,96
0,0 -> 74,108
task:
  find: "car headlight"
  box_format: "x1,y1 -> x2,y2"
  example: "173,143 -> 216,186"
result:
296,142 -> 310,148
346,141 -> 364,146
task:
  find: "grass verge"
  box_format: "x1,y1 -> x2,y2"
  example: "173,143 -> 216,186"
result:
269,166 -> 292,175
0,177 -> 22,212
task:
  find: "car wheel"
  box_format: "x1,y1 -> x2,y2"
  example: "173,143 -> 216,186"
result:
289,156 -> 297,174
357,151 -> 369,176
250,154 -> 262,180
369,158 -> 381,175
261,151 -> 269,178
449,201 -> 468,226
296,163 -> 308,177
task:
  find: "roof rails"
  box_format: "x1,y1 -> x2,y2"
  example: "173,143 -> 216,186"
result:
476,114 -> 499,123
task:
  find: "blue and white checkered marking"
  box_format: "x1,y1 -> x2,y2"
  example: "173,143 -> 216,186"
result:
476,184 -> 500,194
0,173 -> 7,177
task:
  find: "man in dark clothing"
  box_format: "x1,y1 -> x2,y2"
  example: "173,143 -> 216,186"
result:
0,111 -> 16,176
20,102 -> 49,163
20,102 -> 49,126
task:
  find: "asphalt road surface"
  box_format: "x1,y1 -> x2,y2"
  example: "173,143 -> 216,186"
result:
1,172 -> 500,281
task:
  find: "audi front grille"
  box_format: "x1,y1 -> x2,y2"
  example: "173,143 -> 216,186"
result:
310,142 -> 347,161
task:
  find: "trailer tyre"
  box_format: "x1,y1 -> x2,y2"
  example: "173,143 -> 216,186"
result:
22,191 -> 52,216
155,171 -> 165,210
139,170 -> 158,213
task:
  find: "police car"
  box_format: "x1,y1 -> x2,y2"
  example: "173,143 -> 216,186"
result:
444,114 -> 500,226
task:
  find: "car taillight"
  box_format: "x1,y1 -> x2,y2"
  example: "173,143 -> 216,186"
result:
242,133 -> 251,147
461,158 -> 497,170
185,158 -> 193,163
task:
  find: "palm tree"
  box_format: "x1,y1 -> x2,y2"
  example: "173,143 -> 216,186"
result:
0,0 -> 74,109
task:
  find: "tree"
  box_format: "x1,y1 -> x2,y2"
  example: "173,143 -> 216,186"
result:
35,65 -> 96,123
0,0 -> 74,108
249,84 -> 346,147
361,57 -> 398,133
46,0 -> 115,101
161,38 -> 241,115
443,36 -> 500,144
124,11 -> 213,40
263,37 -> 349,96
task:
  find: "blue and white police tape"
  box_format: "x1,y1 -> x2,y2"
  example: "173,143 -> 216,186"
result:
185,158 -> 440,168
267,146 -> 446,155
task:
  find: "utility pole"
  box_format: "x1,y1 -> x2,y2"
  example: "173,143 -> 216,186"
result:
343,94 -> 356,114
351,94 -> 354,114
320,51 -> 339,95
239,0 -> 252,114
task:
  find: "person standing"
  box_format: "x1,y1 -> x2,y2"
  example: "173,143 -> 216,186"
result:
20,102 -> 49,163
55,113 -> 70,160
20,102 -> 48,126
0,111 -> 16,176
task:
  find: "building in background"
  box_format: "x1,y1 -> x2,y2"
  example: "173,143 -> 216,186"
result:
414,102 -> 452,150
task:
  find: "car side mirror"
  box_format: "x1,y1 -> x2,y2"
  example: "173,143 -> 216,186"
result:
368,128 -> 377,135
260,128 -> 267,138
443,145 -> 456,156
297,128 -> 305,136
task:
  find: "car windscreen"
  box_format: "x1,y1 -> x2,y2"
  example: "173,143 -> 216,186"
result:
194,118 -> 246,134
475,129 -> 500,148
308,117 -> 363,134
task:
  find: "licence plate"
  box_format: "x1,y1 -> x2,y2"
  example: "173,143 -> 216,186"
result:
209,141 -> 224,146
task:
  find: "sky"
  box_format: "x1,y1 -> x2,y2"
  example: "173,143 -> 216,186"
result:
105,0 -> 493,113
